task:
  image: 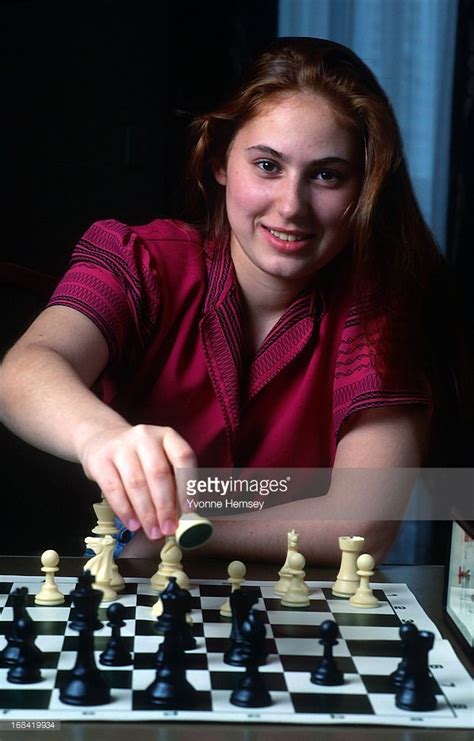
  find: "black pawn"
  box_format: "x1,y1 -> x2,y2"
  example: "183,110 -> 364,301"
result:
310,620 -> 344,686
396,630 -> 437,712
59,571 -> 111,706
391,623 -> 418,687
6,618 -> 42,684
145,629 -> 197,709
1,587 -> 37,666
99,603 -> 132,667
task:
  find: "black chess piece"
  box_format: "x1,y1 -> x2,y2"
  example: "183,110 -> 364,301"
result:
145,627 -> 197,708
1,587 -> 38,667
156,577 -> 196,650
6,618 -> 42,684
230,609 -> 272,708
99,602 -> 133,666
395,629 -> 437,711
310,620 -> 344,686
224,589 -> 261,666
391,622 -> 418,687
59,571 -> 112,706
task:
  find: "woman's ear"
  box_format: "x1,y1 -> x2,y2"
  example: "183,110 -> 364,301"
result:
213,163 -> 227,186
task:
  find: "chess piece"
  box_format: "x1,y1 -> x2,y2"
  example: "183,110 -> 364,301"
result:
332,536 -> 365,597
390,622 -> 418,687
229,609 -> 271,708
280,553 -> 311,607
220,560 -> 247,617
91,493 -> 125,592
224,589 -> 261,666
175,513 -> 213,549
274,529 -> 302,595
150,537 -> 188,590
1,588 -> 39,667
395,629 -> 437,711
84,535 -> 118,602
155,577 -> 196,650
145,629 -> 197,708
99,603 -> 133,666
35,550 -> 65,605
310,620 -> 344,686
350,554 -> 379,608
6,618 -> 43,684
151,570 -> 193,624
59,571 -> 111,706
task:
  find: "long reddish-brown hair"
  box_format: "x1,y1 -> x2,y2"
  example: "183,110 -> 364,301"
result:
185,38 -> 469,444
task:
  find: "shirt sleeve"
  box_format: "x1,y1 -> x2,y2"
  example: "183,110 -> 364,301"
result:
332,301 -> 432,441
47,219 -> 160,362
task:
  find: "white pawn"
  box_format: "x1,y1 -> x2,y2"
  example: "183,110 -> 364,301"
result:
151,570 -> 193,624
219,561 -> 246,617
350,554 -> 379,608
280,553 -> 311,607
35,550 -> 65,605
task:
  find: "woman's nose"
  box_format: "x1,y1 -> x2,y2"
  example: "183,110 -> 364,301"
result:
276,176 -> 309,220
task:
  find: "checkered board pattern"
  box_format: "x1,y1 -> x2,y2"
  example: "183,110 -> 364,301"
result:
0,576 -> 472,728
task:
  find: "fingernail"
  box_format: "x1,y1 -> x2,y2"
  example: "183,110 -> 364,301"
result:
128,519 -> 140,531
150,526 -> 162,540
162,520 -> 175,536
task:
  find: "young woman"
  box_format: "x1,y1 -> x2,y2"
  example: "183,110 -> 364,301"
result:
0,38 -> 446,564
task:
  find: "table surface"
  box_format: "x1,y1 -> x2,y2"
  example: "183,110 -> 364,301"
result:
0,556 -> 472,741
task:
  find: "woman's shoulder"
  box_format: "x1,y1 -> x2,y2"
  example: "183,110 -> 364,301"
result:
81,217 -> 204,251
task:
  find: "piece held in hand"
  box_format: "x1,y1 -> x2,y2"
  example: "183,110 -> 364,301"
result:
99,602 -> 133,666
310,619 -> 344,686
350,554 -> 379,608
220,560 -> 247,617
59,571 -> 111,706
175,513 -> 213,549
35,550 -> 65,606
150,536 -> 189,591
332,536 -> 365,597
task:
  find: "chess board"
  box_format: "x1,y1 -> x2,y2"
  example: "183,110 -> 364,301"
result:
0,576 -> 472,728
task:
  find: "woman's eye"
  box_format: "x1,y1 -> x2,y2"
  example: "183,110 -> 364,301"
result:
313,169 -> 340,182
256,160 -> 279,173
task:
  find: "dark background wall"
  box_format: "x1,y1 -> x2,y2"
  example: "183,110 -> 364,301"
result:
0,0 -> 277,555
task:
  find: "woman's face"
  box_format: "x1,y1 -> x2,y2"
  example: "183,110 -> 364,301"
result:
215,92 -> 362,290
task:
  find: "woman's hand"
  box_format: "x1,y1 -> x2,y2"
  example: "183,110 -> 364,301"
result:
78,423 -> 197,540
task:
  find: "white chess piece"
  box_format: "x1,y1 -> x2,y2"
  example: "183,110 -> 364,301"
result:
274,529 -> 300,595
280,553 -> 311,607
150,536 -> 188,590
84,535 -> 117,602
35,550 -> 65,605
219,560 -> 246,617
89,493 -> 125,592
350,553 -> 380,608
332,536 -> 365,597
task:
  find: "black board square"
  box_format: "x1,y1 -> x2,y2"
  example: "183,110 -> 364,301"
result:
118,583 -> 138,596
361,674 -> 442,696
41,652 -> 61,669
0,583 -> 13,594
271,624 -> 321,639
292,692 -> 374,715
280,655 -> 357,674
198,585 -> 231,597
93,635 -> 134,653
210,670 -> 287,692
136,594 -> 157,608
133,651 -> 208,671
334,613 -> 400,628
0,620 -> 67,637
346,640 -> 402,657
205,637 -> 277,655
54,668 -> 127,690
264,598 -> 328,613
0,689 -> 52,710
132,689 -> 212,712
135,619 -> 159,637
